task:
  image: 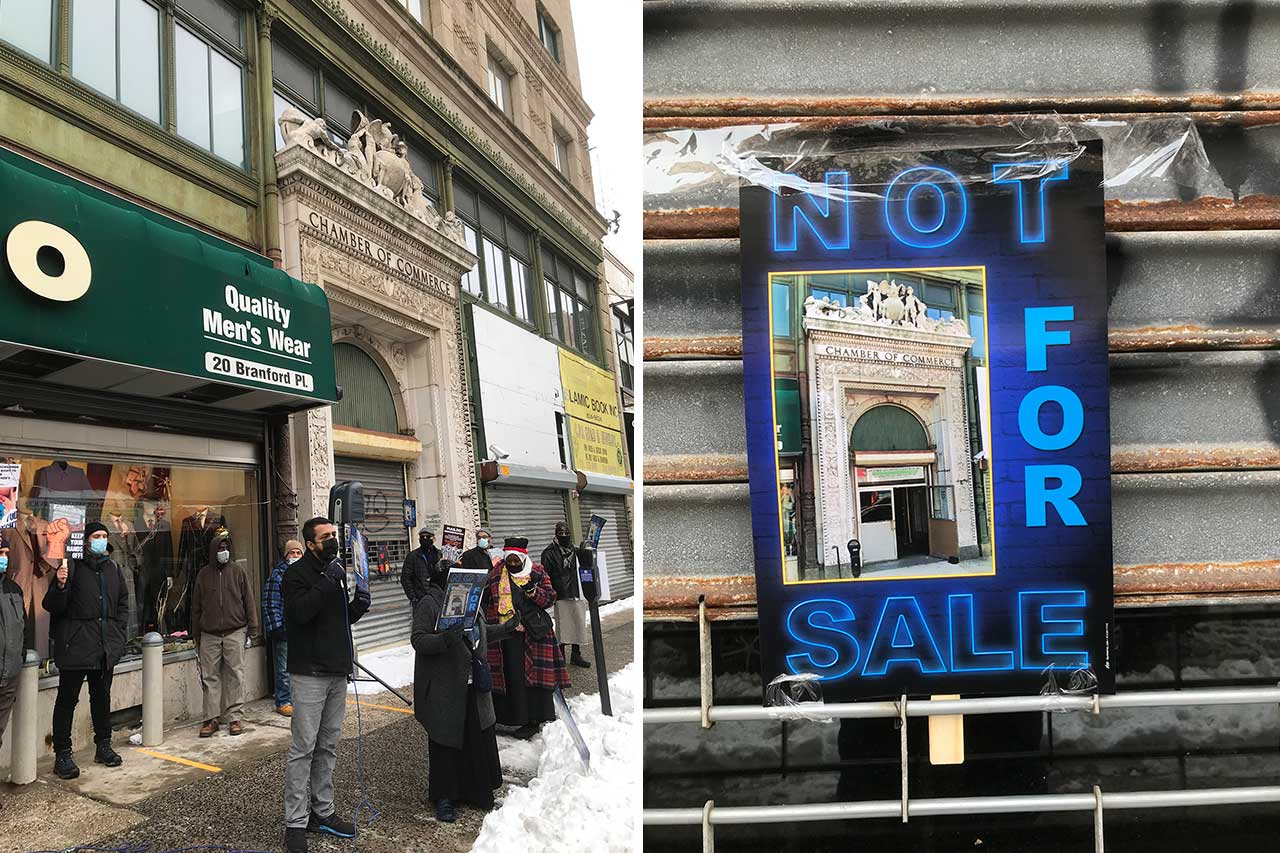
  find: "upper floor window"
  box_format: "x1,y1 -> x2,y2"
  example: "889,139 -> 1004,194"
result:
553,131 -> 571,177
174,0 -> 247,166
486,53 -> 512,116
0,0 -> 54,63
543,248 -> 597,359
613,300 -> 633,392
71,0 -> 163,124
537,6 -> 561,62
455,181 -> 534,324
396,0 -> 426,25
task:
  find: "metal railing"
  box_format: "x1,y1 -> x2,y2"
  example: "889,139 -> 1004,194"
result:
641,602 -> 1280,851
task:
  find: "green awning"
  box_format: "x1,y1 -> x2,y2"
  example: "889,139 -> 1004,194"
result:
775,378 -> 802,455
0,147 -> 336,412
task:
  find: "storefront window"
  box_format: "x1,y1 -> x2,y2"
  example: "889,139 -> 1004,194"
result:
771,280 -> 791,337
969,313 -> 986,358
1,452 -> 261,663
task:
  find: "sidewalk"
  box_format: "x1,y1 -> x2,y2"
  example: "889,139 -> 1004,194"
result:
0,603 -> 635,853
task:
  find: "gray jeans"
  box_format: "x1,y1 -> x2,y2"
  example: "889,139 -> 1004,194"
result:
0,675 -> 17,752
285,673 -> 347,828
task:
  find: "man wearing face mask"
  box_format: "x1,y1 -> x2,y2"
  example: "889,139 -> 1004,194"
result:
541,522 -> 592,668
281,516 -> 371,853
0,532 -> 29,808
192,529 -> 259,737
43,522 -> 129,780
263,539 -> 304,717
400,527 -> 442,608
461,528 -> 498,571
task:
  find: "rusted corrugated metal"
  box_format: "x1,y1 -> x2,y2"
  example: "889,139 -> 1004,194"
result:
642,2 -> 1280,623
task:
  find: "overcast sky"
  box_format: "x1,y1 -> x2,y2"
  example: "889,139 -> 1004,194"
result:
571,0 -> 641,275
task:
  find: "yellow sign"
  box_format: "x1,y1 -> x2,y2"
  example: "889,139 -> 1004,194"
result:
559,349 -> 623,430
568,418 -> 628,477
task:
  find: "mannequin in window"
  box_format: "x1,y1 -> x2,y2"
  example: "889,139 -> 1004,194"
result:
168,505 -> 226,635
104,511 -> 141,644
136,502 -> 173,635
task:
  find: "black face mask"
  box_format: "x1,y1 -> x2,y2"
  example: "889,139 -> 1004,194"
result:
557,534 -> 573,546
318,537 -> 339,562
420,538 -> 432,549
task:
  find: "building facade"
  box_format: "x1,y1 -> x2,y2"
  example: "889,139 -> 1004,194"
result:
0,0 -> 619,767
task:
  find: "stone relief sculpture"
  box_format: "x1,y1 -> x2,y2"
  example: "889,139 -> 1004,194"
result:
278,106 -> 462,243
804,279 -> 970,336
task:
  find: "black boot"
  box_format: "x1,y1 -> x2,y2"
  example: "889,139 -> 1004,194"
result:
570,645 -> 592,668
94,740 -> 123,767
435,799 -> 457,823
54,749 -> 80,779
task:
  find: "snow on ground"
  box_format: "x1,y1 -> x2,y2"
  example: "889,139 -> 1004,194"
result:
594,596 -> 635,621
348,643 -> 416,694
473,662 -> 639,853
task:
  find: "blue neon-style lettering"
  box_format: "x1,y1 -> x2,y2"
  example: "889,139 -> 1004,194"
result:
784,598 -> 862,680
1024,306 -> 1074,372
1018,590 -> 1089,670
884,167 -> 968,249
1025,465 -> 1087,527
1017,385 -> 1085,451
992,160 -> 1069,243
948,594 -> 1015,672
862,596 -> 946,676
772,171 -> 852,252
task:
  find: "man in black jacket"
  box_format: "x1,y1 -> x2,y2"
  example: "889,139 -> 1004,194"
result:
43,522 -> 129,779
541,522 -> 592,668
399,527 -> 441,608
282,516 -> 371,853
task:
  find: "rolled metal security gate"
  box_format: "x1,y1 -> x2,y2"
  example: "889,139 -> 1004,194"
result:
579,492 -> 635,600
642,1 -> 1280,849
484,483 -> 569,565
335,456 -> 412,651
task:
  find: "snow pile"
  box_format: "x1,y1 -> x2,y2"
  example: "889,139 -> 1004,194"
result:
348,643 -> 416,694
497,732 -> 545,776
473,662 -> 639,853
594,596 -> 636,622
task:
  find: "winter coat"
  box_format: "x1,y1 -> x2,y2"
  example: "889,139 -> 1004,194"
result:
190,533 -> 258,643
483,562 -> 569,692
410,587 -> 518,750
540,541 -> 588,601
42,552 -> 130,672
460,546 -> 496,572
283,549 -> 370,677
262,559 -> 288,638
399,544 -> 442,607
1,576 -> 27,681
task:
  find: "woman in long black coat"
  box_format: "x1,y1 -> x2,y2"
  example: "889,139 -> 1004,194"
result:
411,580 -> 519,822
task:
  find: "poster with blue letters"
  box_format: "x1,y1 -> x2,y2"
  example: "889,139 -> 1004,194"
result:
741,141 -> 1113,699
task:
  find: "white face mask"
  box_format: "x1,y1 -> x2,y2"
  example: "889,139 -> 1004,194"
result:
216,550 -> 230,564
285,555 -> 300,565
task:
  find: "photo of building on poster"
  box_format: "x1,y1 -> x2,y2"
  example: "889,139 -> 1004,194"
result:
771,267 -> 993,583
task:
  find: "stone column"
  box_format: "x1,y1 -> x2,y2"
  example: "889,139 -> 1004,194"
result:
256,4 -> 282,264
291,407 -> 335,523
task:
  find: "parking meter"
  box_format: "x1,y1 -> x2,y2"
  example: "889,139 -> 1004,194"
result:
576,543 -> 599,601
847,538 -> 862,578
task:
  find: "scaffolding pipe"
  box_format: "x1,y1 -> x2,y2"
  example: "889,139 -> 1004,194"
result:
643,685 -> 1280,725
644,785 -> 1280,826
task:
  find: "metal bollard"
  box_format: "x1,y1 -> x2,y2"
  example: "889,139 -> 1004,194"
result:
142,632 -> 164,747
10,649 -> 40,784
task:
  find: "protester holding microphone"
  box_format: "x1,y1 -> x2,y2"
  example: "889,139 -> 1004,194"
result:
281,516 -> 371,853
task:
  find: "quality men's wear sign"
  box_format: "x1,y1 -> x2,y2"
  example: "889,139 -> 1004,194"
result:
740,142 -> 1114,700
0,148 -> 337,406
558,349 -> 627,477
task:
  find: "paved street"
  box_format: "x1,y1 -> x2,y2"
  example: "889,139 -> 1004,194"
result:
1,608 -> 634,853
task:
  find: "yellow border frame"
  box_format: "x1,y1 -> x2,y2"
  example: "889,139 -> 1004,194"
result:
768,265 -> 996,585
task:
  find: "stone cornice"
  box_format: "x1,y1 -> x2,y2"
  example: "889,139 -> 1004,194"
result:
806,316 -> 975,353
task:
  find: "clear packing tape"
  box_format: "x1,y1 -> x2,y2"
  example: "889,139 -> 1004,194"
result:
765,672 -> 835,723
644,114 -> 1253,207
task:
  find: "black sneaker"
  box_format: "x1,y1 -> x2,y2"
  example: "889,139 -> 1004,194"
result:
94,742 -> 123,767
307,810 -> 356,838
435,799 -> 457,823
53,750 -> 80,779
284,827 -> 308,853
571,654 -> 592,669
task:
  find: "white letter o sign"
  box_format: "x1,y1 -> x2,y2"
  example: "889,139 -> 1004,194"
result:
6,220 -> 92,302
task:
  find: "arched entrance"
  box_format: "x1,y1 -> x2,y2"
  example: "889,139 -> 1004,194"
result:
850,404 -> 934,566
